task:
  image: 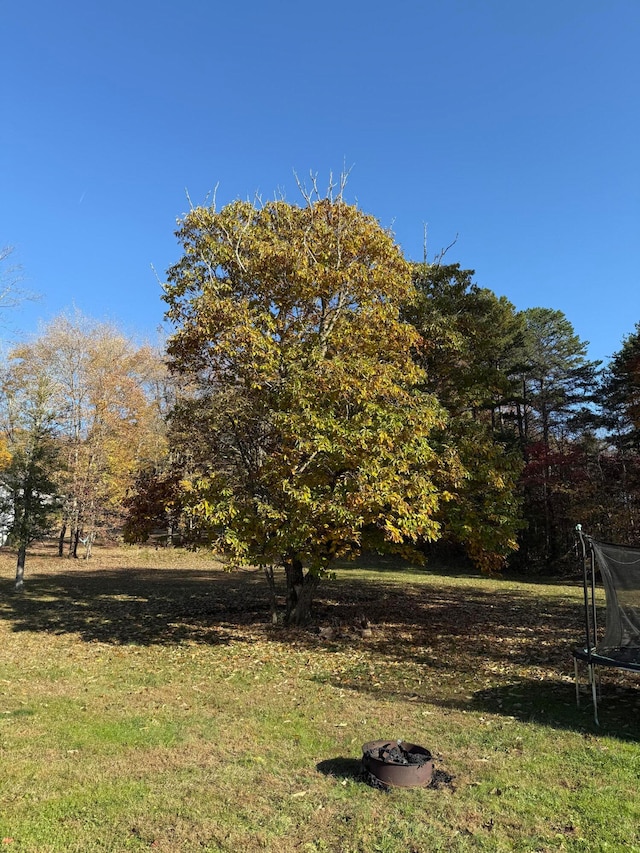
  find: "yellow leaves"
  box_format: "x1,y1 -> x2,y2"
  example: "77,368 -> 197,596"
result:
167,198 -> 415,357
383,520 -> 405,545
0,435 -> 12,471
163,192 -> 462,568
4,310 -> 172,544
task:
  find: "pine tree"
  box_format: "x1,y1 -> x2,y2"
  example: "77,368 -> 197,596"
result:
0,374 -> 61,588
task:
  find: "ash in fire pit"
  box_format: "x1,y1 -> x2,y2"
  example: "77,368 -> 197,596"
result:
374,743 -> 430,766
362,740 -> 434,789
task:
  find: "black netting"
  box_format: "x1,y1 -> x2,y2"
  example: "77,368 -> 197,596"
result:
591,539 -> 640,661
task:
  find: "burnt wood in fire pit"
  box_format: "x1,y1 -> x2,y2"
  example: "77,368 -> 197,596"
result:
362,739 -> 433,788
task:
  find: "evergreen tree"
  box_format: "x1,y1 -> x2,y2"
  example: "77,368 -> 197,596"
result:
405,263 -> 524,570
600,322 -> 640,451
595,323 -> 640,539
509,308 -> 601,563
0,374 -> 61,588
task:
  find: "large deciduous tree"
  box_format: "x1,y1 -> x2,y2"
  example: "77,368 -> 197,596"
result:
162,192 -> 454,624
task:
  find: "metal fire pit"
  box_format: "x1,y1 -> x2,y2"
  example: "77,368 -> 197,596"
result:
362,740 -> 434,788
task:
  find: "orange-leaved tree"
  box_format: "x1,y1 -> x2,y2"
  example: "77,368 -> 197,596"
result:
10,312 -> 168,557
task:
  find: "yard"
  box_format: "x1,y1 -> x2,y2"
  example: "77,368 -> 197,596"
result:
1,545 -> 639,852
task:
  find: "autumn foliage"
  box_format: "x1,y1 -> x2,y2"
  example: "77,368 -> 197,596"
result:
3,188 -> 640,600
162,195 -> 457,623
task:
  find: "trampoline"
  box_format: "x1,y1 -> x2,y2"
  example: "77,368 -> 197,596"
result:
573,526 -> 640,725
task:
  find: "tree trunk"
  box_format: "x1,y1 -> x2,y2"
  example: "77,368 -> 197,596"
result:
58,523 -> 67,557
71,528 -> 80,559
15,545 -> 26,590
289,574 -> 319,626
284,557 -> 318,626
263,565 -> 279,624
83,531 -> 95,560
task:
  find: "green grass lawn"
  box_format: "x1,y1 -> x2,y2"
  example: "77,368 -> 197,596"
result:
1,544 -> 639,852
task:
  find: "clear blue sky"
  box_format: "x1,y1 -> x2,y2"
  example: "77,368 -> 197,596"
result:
2,0 -> 639,364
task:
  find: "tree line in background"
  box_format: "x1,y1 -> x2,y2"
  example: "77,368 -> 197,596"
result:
1,192 -> 639,620
0,310 -> 172,584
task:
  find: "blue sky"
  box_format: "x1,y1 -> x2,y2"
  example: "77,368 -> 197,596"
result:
2,0 -> 639,364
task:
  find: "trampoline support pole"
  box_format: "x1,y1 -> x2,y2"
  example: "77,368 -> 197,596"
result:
589,664 -> 599,726
574,657 -> 580,708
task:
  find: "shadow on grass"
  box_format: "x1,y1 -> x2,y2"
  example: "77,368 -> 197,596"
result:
0,559 -> 581,659
2,549 -> 638,741
466,677 -> 640,739
316,757 -> 363,780
0,564 -> 271,646
468,678 -> 640,742
312,672 -> 640,741
333,550 -> 480,580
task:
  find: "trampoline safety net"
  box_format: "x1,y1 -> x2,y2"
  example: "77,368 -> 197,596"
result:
589,539 -> 640,663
